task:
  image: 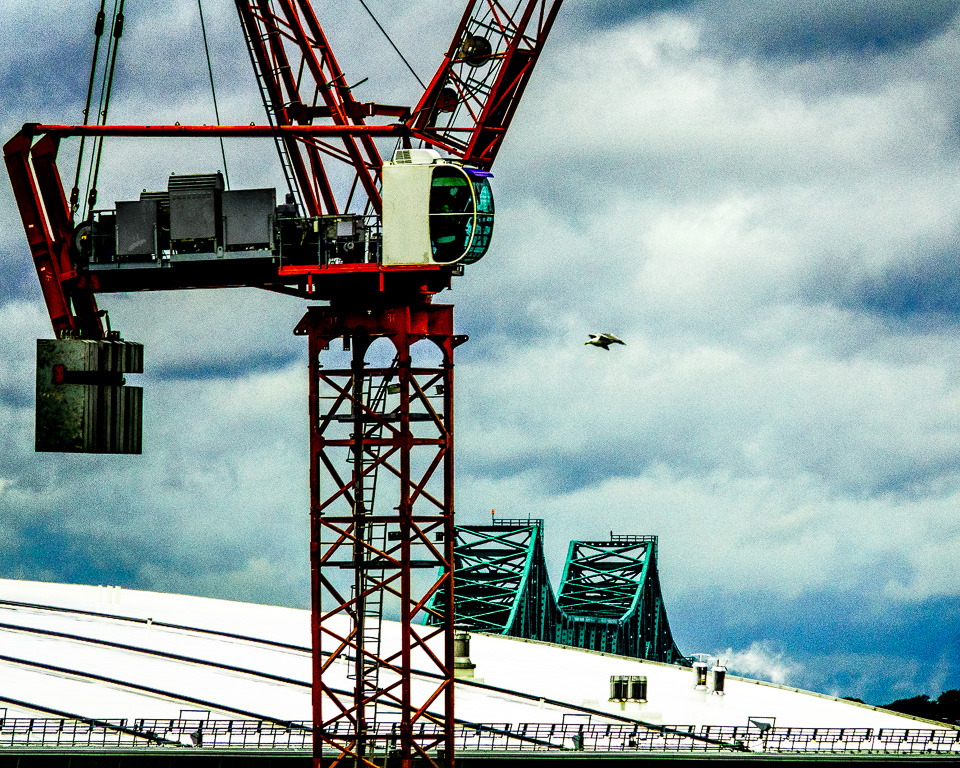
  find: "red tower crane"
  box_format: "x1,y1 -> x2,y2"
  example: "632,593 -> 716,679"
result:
5,1 -> 563,766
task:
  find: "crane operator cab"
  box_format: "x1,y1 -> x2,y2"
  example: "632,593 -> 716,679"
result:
381,148 -> 494,267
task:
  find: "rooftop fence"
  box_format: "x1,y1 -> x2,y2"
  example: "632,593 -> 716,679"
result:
0,718 -> 958,755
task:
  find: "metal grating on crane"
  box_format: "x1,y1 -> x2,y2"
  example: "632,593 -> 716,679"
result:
429,525 -> 688,665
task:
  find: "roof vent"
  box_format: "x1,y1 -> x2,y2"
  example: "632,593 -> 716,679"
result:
392,148 -> 442,165
453,628 -> 476,678
609,675 -> 647,703
711,664 -> 727,695
693,661 -> 708,690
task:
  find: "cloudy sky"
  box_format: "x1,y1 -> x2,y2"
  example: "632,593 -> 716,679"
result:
3,0 -> 960,707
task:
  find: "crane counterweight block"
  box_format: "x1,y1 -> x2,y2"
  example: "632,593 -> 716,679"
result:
36,338 -> 143,454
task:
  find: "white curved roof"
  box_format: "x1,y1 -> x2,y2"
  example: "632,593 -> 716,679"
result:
0,578 -> 947,734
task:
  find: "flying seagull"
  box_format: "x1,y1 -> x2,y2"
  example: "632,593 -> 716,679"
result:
585,333 -> 625,350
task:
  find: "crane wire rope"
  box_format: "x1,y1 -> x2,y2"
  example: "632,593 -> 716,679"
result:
354,0 -> 426,89
81,0 -> 118,218
349,0 -> 428,211
83,0 -> 125,220
198,0 -> 231,189
71,0 -> 108,217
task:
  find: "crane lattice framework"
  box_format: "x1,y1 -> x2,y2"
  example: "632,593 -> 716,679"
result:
432,522 -> 688,665
5,1 -> 566,767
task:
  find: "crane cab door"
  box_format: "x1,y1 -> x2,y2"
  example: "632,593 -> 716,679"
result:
381,152 -> 494,267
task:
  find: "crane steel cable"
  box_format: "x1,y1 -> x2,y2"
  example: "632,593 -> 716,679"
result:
354,0 -> 426,89
70,0 -> 108,216
198,0 -> 230,189
81,0 -> 119,219
84,0 -> 125,220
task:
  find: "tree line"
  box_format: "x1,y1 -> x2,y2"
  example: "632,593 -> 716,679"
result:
843,690 -> 960,725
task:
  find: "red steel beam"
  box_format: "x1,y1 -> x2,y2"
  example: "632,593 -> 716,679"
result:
410,0 -> 564,169
22,123 -> 414,138
3,130 -> 103,339
240,0 -> 326,215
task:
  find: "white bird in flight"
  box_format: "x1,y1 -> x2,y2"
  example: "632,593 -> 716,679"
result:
585,333 -> 625,350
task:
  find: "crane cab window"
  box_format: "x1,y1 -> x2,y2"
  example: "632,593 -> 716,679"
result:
429,166 -> 473,263
428,165 -> 496,264
462,171 -> 494,264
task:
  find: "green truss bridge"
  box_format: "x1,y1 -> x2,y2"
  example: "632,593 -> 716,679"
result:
428,520 -> 687,665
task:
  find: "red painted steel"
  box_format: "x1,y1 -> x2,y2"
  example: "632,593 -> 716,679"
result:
21,123 -> 412,138
410,0 -> 564,169
3,131 -> 103,339
6,3 -> 567,766
297,303 -> 461,768
233,0 -> 384,215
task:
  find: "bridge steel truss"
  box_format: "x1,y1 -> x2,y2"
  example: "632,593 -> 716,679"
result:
556,536 -> 686,664
427,519 -> 557,640
297,303 -> 464,768
433,524 -> 686,665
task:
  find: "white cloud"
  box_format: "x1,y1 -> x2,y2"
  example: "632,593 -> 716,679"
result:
718,641 -> 802,686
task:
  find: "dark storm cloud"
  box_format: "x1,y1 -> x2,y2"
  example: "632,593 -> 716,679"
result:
1,47 -> 90,119
0,385 -> 31,410
453,297 -> 554,364
0,261 -> 39,305
855,253 -> 960,321
573,0 -> 960,61
572,0 -> 700,28
2,517 -> 141,586
808,235 -> 960,329
1,0 -> 256,130
673,586 -> 960,703
151,346 -> 303,382
711,1 -> 960,60
459,435 -> 658,494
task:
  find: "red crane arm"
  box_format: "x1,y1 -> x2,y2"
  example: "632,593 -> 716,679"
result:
410,0 -> 564,169
3,130 -> 103,339
234,0 -> 388,215
4,1 -> 567,339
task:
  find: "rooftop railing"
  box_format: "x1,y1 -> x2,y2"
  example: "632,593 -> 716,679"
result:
1,719 -> 958,754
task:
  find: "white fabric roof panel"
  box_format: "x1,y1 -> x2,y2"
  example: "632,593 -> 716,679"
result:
0,578 -> 949,732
